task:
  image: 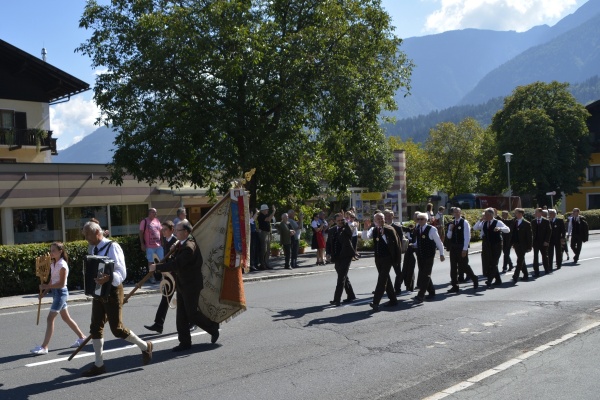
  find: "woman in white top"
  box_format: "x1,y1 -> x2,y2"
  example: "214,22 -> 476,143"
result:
30,242 -> 86,355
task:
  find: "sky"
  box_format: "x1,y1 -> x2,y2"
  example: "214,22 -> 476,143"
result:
0,0 -> 588,150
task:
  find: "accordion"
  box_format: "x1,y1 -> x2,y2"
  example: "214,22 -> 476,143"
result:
84,256 -> 115,299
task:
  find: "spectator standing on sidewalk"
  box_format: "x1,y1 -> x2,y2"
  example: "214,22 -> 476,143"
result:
276,213 -> 295,269
249,210 -> 261,271
257,204 -> 276,269
30,242 -> 87,355
287,209 -> 303,269
172,207 -> 186,226
139,208 -> 163,284
311,213 -> 327,265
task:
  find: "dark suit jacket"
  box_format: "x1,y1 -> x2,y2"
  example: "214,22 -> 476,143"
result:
549,218 -> 566,244
327,223 -> 354,261
532,217 -> 552,245
511,219 -> 532,252
156,235 -> 203,293
372,224 -> 401,266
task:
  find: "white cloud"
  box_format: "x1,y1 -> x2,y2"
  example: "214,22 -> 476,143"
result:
425,0 -> 579,33
50,94 -> 100,150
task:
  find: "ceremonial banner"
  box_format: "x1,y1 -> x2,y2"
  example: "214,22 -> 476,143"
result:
192,189 -> 248,323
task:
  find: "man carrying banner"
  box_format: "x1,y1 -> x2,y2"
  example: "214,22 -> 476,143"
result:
150,220 -> 220,351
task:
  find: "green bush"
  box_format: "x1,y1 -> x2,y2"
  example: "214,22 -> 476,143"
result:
357,239 -> 373,251
0,235 -> 148,298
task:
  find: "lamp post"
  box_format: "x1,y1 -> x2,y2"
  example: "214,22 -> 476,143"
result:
503,152 -> 513,204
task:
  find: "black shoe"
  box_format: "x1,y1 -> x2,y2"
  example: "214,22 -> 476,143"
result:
81,364 -> 106,377
458,278 -> 465,283
369,302 -> 380,312
512,275 -> 518,283
329,300 -> 341,306
413,295 -> 424,303
395,289 -> 402,296
472,278 -> 479,289
342,297 -> 357,303
285,266 -> 293,269
172,343 -> 192,352
508,265 -> 514,271
464,276 -> 471,282
372,291 -> 375,294
447,286 -> 459,293
522,275 -> 529,281
425,293 -> 436,300
211,330 -> 220,344
534,272 -> 540,277
485,280 -> 491,287
383,300 -> 398,307
502,267 -> 507,273
266,266 -> 274,270
493,279 -> 502,285
189,324 -> 197,332
573,257 -> 578,263
144,324 -> 163,334
556,266 -> 561,270
257,265 -> 266,270
250,266 -> 258,272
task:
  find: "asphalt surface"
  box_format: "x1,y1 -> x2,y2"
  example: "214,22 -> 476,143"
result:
1,233 -> 599,400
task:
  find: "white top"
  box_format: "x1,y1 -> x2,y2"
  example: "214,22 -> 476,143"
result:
50,258 -> 68,287
412,224 -> 445,256
447,218 -> 471,251
349,220 -> 358,237
362,226 -> 388,243
472,219 -> 510,237
91,237 -> 127,287
567,216 -> 579,235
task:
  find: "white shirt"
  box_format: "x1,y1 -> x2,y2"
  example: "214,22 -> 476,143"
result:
567,216 -> 578,235
413,224 -> 445,256
447,218 -> 471,251
473,219 -> 510,238
362,226 -> 388,244
50,258 -> 68,287
91,237 -> 127,287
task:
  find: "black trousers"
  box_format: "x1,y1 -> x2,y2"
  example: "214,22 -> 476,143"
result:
176,288 -> 219,346
532,243 -> 550,273
250,231 -> 261,267
416,256 -> 435,298
333,256 -> 355,302
548,240 -> 563,269
153,292 -> 173,328
482,240 -> 502,283
571,236 -> 583,260
373,256 -> 396,305
402,248 -> 416,291
512,245 -> 528,279
290,237 -> 299,268
502,237 -> 513,269
449,245 -> 476,286
282,243 -> 291,267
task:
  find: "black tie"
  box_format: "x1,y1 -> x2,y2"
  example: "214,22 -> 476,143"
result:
93,246 -> 99,255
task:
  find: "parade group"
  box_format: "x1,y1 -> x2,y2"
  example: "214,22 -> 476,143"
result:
28,204 -> 590,377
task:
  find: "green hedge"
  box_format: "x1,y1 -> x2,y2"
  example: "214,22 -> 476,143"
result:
0,236 -> 148,298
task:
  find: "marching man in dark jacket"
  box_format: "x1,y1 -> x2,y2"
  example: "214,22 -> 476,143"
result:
150,220 -> 220,351
531,207 -> 552,276
327,213 -> 357,306
547,209 -> 566,270
362,212 -> 401,312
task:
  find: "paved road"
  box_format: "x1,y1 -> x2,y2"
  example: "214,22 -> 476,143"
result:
0,236 -> 599,400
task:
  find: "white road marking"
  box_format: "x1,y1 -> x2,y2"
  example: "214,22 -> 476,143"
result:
25,331 -> 208,367
422,321 -> 600,400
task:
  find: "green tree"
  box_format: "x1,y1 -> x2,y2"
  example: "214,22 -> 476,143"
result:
423,118 -> 488,198
77,0 -> 413,209
491,81 -> 591,206
388,136 -> 434,203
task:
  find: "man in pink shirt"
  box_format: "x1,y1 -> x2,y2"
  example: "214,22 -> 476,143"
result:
139,208 -> 164,283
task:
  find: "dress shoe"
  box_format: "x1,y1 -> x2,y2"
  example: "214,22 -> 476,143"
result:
383,300 -> 398,307
395,289 -> 402,296
266,266 -> 274,270
250,266 -> 258,272
413,296 -> 424,303
508,265 -> 514,271
285,266 -> 293,269
172,343 -> 192,352
556,266 -> 561,270
144,324 -> 163,334
493,279 -> 502,285
211,330 -> 220,344
522,275 -> 529,281
329,300 -> 341,306
81,364 -> 106,377
369,302 -> 380,312
342,297 -> 357,303
464,276 -> 471,282
472,279 -> 479,289
534,272 -> 540,277
573,256 -> 578,263
502,267 -> 507,272
425,293 -> 436,300
142,341 -> 153,365
447,286 -> 459,294
189,324 -> 197,332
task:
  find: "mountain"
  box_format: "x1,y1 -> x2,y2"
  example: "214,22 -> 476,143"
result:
385,76 -> 600,141
53,126 -> 117,164
394,0 -> 600,119
459,11 -> 600,105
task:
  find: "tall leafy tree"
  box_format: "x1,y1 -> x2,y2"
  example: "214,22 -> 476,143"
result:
491,81 -> 591,206
423,118 -> 488,198
77,0 -> 413,208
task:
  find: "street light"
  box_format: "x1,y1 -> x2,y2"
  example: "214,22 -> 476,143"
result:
503,153 -> 513,200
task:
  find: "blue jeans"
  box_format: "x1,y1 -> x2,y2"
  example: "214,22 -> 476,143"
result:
50,287 -> 68,312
